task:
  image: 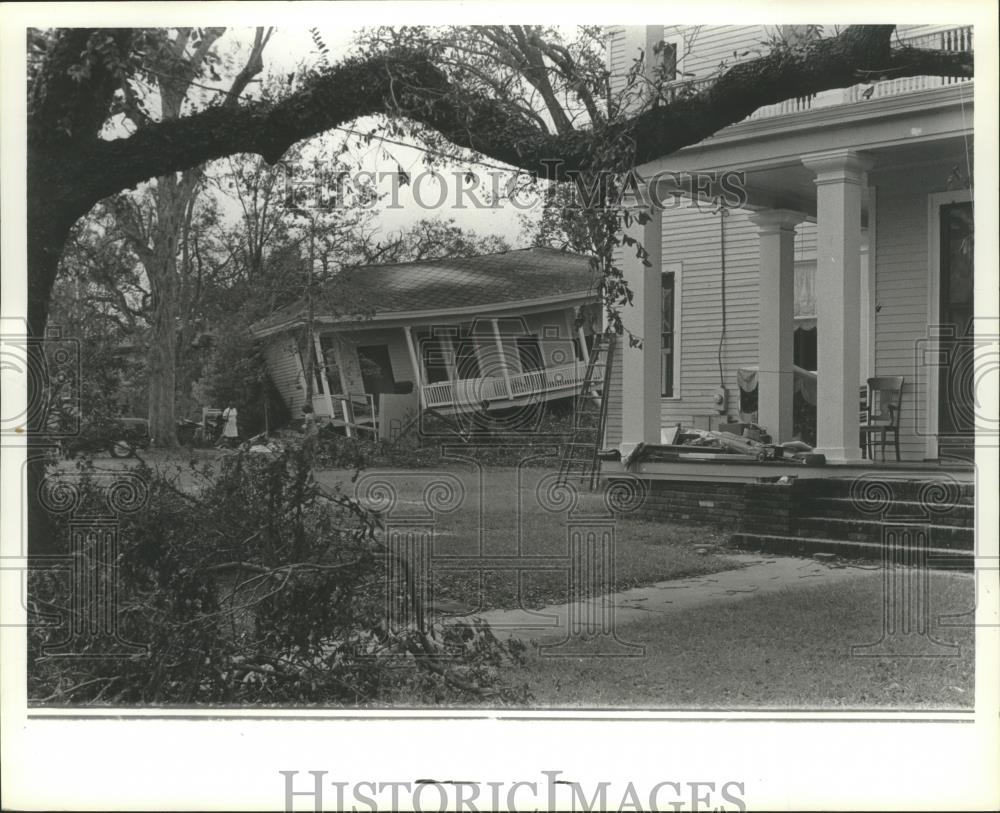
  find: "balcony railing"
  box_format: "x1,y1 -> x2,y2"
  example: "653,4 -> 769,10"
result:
421,361 -> 589,410
749,26 -> 973,121
659,26 -> 973,126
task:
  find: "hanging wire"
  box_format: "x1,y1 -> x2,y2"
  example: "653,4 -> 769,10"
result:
714,197 -> 728,386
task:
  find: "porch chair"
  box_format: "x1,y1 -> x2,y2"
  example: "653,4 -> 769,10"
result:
860,376 -> 904,461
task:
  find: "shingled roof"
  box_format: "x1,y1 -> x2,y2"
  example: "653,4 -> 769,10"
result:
250,246 -> 598,337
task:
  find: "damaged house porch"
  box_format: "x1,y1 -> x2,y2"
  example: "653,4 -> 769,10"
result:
598,25 -> 977,566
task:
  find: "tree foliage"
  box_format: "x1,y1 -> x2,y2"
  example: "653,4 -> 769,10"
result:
29,451 -> 529,705
26,24 -> 973,333
23,22 -> 973,553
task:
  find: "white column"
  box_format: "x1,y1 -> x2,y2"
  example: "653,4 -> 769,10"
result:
620,208 -> 662,451
312,332 -> 334,417
491,318 -> 513,398
859,236 -> 872,382
577,326 -> 591,364
403,327 -> 425,409
749,209 -> 804,443
802,149 -> 875,462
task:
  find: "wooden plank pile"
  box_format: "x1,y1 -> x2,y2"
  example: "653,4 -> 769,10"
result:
623,424 -> 826,467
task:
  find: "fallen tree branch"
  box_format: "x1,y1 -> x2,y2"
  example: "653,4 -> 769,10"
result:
30,25 -> 974,223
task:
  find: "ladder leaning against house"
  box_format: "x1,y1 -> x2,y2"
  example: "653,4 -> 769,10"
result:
557,334 -> 615,491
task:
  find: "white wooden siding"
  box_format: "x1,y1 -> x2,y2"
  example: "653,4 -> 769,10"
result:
604,337 -> 623,447
608,25 -> 772,91
606,26 -> 634,96
872,169 -> 940,461
662,25 -> 770,80
604,204 -> 763,446
264,336 -> 307,415
661,205 -> 761,428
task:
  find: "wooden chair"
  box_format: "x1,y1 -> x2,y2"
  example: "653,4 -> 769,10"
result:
860,376 -> 904,461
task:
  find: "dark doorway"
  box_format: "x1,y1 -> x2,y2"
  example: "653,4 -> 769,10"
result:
357,344 -> 397,395
416,331 -> 450,384
794,325 -> 817,371
454,322 -> 482,380
937,201 -> 974,444
454,339 -> 481,380
516,335 -> 544,372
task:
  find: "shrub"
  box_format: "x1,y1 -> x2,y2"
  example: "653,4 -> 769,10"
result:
28,450 -> 528,706
312,408 -> 572,471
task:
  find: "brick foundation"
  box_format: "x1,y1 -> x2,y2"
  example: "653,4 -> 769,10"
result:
620,479 -> 799,534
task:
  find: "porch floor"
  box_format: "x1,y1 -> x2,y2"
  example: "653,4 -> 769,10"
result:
602,452 -> 976,484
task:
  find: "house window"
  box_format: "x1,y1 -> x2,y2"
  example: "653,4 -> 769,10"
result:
794,260 -> 817,371
656,32 -> 685,87
416,329 -> 451,384
658,40 -> 678,82
661,264 -> 681,397
454,322 -> 482,380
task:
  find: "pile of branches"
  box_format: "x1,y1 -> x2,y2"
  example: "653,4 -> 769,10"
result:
28,450 -> 529,706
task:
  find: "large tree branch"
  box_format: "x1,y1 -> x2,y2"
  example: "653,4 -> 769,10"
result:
32,24 -> 972,225
626,25 -> 973,166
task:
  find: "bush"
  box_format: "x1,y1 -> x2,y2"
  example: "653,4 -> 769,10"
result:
313,408 -> 572,471
28,450 -> 528,706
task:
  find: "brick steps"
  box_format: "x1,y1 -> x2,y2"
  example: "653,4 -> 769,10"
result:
795,478 -> 975,504
616,472 -> 975,565
798,497 -> 974,527
793,517 -> 973,549
729,533 -> 975,571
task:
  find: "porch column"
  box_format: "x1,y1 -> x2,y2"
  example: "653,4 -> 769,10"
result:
802,149 -> 875,462
620,208 -> 662,452
749,209 -> 804,443
491,318 -> 513,398
312,332 -> 335,417
403,327 -> 425,409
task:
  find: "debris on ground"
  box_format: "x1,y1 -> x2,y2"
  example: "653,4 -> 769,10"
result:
623,423 -> 826,467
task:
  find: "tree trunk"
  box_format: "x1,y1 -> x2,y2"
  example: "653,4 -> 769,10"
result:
25,197 -> 77,557
120,190 -> 200,449
147,259 -> 179,447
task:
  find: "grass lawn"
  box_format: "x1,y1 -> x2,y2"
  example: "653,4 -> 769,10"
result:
80,455 -> 743,612
314,465 -> 744,611
503,571 -> 975,709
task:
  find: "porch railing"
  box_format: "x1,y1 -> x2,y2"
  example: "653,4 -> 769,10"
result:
421,360 -> 588,410
324,392 -> 376,436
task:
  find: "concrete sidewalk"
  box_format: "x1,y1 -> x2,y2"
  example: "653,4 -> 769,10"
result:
461,553 -> 876,642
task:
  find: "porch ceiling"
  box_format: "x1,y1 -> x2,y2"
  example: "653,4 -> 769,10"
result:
649,134 -> 973,222
742,135 -> 973,218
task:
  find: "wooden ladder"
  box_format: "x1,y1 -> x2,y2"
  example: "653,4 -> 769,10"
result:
557,334 -> 615,490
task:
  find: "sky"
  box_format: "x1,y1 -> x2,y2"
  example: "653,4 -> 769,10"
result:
206,25 -> 544,247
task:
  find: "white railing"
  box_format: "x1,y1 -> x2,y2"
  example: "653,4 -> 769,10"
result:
322,392 -> 376,436
421,361 -> 589,410
898,26 -> 973,53
747,93 -> 818,121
